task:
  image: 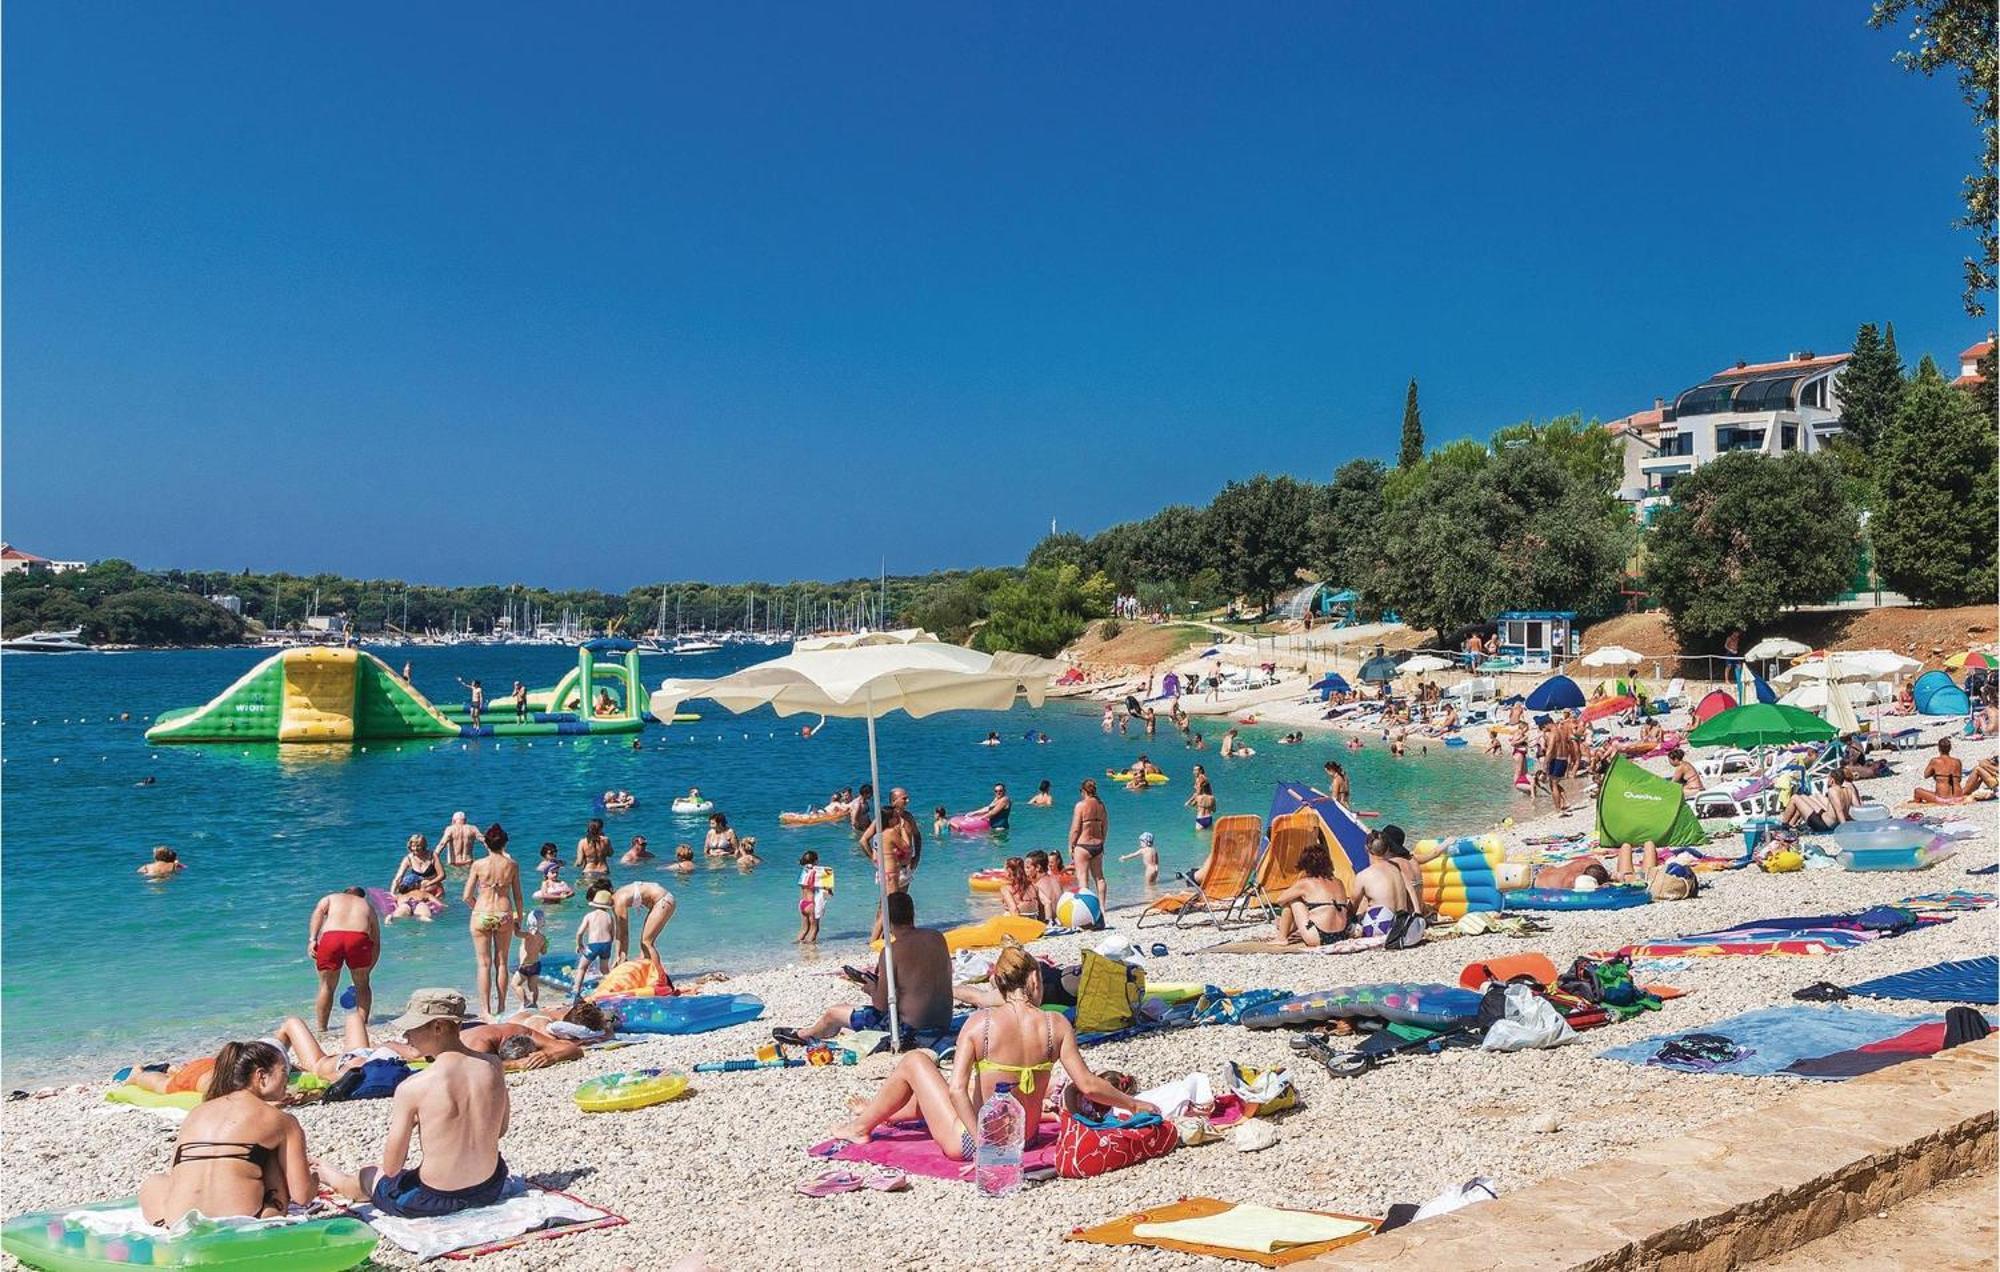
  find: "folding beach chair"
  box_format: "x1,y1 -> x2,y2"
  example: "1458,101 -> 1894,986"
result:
1690,773 -> 1782,821
1244,818 -> 1317,922
1138,815 -> 1262,930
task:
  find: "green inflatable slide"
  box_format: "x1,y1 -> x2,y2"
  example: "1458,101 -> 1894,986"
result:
1595,756 -> 1706,849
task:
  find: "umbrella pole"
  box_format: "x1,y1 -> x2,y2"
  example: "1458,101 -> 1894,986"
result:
864,690 -> 903,1049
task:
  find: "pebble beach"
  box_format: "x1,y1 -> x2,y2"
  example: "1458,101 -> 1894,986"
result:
4,712 -> 1993,1271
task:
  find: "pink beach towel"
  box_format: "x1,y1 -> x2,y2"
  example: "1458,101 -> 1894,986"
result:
809,1118 -> 1062,1181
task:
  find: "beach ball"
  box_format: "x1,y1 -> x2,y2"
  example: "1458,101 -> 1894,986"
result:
1056,890 -> 1104,930
1415,838 -> 1440,857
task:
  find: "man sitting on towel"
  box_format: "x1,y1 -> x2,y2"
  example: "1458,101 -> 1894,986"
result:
774,890 -> 952,1046
320,988 -> 512,1218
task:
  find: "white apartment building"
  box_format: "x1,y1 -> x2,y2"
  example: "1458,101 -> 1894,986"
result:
1608,350 -> 1849,518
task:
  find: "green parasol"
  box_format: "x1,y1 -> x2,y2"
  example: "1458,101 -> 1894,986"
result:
1685,701 -> 1839,750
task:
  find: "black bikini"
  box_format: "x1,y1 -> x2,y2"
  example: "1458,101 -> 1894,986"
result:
170,1142 -> 282,1215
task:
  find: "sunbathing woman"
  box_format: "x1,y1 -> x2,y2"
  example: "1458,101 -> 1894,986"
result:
997,857 -> 1035,917
1913,754 -> 1999,804
1270,839 -> 1351,946
138,1041 -> 316,1226
271,1014 -> 417,1083
827,946 -> 1156,1160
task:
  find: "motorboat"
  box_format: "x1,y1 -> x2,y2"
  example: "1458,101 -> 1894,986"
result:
1,628 -> 92,654
670,635 -> 725,655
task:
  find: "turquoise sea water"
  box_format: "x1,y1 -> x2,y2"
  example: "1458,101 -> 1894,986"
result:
0,644 -> 1516,1085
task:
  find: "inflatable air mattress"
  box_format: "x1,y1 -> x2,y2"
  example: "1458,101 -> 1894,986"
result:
1502,886 -> 1651,911
1240,983 -> 1481,1031
598,993 -> 764,1035
2,1203 -> 377,1272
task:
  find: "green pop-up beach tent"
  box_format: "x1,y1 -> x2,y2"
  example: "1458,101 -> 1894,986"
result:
1596,756 -> 1706,849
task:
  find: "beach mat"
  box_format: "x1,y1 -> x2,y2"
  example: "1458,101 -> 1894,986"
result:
1199,939 -> 1314,955
1067,1197 -> 1378,1266
1846,956 -> 2000,1006
808,1118 -> 1060,1181
1598,1006 -> 1951,1078
348,1184 -> 622,1261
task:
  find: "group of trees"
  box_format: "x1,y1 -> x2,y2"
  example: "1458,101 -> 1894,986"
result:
1642,321 -> 1996,644
0,562 -> 1002,649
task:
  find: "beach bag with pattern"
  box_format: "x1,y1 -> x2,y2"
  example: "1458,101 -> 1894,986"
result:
1054,1109 -> 1178,1179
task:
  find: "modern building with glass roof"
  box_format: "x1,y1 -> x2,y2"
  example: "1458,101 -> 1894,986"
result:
1607,349 -> 1849,513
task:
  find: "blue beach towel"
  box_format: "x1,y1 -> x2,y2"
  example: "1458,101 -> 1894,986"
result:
1598,1006 -> 1949,1077
1846,957 -> 2000,1006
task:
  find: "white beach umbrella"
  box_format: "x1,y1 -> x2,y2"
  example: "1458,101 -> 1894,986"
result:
1744,637 -> 1810,661
794,627 -> 939,652
1400,654 -> 1455,675
650,640 -> 1063,1044
1580,645 -> 1645,668
1779,680 -> 1892,711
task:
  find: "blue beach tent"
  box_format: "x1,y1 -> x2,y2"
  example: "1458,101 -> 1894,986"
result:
1267,781 -> 1371,878
1913,670 -> 1971,716
1524,674 -> 1586,712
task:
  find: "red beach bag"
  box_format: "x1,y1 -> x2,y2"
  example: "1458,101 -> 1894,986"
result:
1054,1111 -> 1178,1179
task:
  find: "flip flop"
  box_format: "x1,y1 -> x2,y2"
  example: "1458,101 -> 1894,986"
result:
862,1167 -> 910,1192
795,1168 -> 868,1198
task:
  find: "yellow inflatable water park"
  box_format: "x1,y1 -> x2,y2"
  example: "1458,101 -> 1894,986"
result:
146,640 -> 661,744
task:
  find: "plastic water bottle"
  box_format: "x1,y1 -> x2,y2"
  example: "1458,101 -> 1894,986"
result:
974,1082 -> 1025,1197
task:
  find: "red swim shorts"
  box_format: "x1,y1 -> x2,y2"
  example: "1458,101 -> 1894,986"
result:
315,930 -> 378,973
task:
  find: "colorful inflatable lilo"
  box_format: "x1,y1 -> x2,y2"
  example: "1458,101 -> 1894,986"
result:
1,1203 -> 377,1272
1106,769 -> 1170,786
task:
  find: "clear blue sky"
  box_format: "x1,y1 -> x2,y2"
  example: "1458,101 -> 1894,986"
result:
5,1 -> 1984,588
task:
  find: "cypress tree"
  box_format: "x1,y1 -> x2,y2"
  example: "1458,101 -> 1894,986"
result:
1398,378 -> 1424,468
1835,321 -> 1905,454
1874,355 -> 1998,605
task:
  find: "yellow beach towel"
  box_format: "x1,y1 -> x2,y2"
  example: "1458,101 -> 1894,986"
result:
1134,1204 -> 1373,1254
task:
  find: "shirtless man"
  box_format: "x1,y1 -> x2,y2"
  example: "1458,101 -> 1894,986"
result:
1068,779 -> 1109,905
456,679 -> 485,729
318,990 -> 511,1219
510,681 -> 528,724
1780,770 -> 1860,832
438,812 -> 484,868
1545,714 -> 1582,814
1349,828 -> 1419,939
776,891 -> 952,1044
611,880 -> 677,967
1023,850 -> 1067,919
307,887 -> 381,1032
459,1020 -> 584,1072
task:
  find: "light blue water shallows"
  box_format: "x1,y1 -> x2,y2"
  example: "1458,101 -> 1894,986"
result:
0,645 -> 1515,1085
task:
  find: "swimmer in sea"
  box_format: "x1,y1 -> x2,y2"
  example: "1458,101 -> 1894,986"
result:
439,812 -> 484,868
136,775 -> 157,787
138,845 -> 185,879
671,844 -> 696,875
1029,779 -> 1054,807
981,731 -> 1001,746
620,835 -> 654,866
736,837 -> 762,869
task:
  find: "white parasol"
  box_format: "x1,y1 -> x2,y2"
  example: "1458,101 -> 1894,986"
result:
1579,645 -> 1645,668
650,639 -> 1063,1043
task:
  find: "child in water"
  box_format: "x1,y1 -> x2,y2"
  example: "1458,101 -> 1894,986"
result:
672,844 -> 697,876
933,806 -> 951,835
572,893 -> 617,998
736,837 -> 762,869
1029,780 -> 1054,807
513,910 -> 548,1008
1119,831 -> 1160,884
796,851 -> 831,943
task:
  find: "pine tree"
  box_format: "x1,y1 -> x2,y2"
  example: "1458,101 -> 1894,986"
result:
1834,321 -> 1905,454
1398,378 -> 1424,468
1874,355 -> 1999,605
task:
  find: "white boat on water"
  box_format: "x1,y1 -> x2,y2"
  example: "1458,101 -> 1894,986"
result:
670,636 -> 724,655
1,628 -> 92,654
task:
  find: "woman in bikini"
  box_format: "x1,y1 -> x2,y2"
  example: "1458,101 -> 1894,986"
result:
464,823 -> 523,1017
703,812 -> 739,858
575,818 -> 614,893
1271,838 -> 1352,946
1068,779 -> 1108,905
386,833 -> 445,920
828,946 -> 1155,1160
138,1041 -> 315,1226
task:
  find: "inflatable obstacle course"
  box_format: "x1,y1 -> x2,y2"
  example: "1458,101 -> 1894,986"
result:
146,641 -> 666,744
145,648 -> 460,743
